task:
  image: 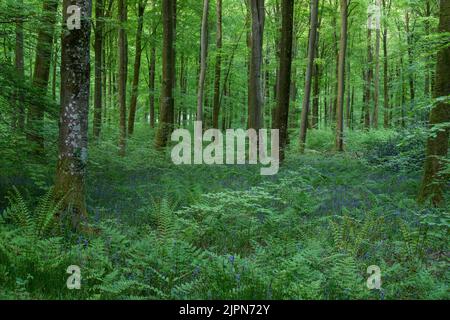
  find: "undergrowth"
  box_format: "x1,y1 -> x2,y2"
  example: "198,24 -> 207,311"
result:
0,127 -> 448,300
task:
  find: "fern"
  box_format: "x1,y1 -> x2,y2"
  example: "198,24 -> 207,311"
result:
3,187 -> 61,238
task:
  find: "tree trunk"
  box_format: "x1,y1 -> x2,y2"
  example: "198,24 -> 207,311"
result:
128,0 -> 146,135
14,0 -> 25,131
335,0 -> 348,152
332,0 -> 339,124
148,24 -> 157,128
419,0 -> 450,206
299,0 -> 319,153
424,0 -> 431,98
248,0 -> 265,131
55,0 -> 92,230
382,0 -> 390,128
196,0 -> 209,122
93,0 -> 104,139
364,20 -> 373,130
405,10 -> 415,110
118,0 -> 128,156
212,0 -> 223,129
26,0 -> 58,154
155,0 -> 176,148
274,0 -> 294,161
372,0 -> 381,129
312,36 -> 322,130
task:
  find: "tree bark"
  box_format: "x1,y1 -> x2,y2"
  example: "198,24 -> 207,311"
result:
212,0 -> 223,129
299,0 -> 319,153
312,36 -> 322,130
148,29 -> 157,128
155,0 -> 176,148
382,0 -> 390,128
248,0 -> 265,131
118,0 -> 128,156
405,10 -> 415,110
55,0 -> 92,230
14,0 -> 25,131
364,17 -> 373,130
419,0 -> 450,206
128,0 -> 146,135
197,0 -> 210,122
372,0 -> 381,129
274,0 -> 294,160
93,0 -> 104,139
335,0 -> 348,152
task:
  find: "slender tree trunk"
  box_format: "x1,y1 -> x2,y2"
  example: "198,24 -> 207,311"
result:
155,0 -> 176,148
312,36 -> 322,129
93,0 -> 104,139
26,0 -> 58,154
382,0 -> 390,128
424,0 -> 431,98
299,0 -> 319,153
364,19 -> 373,130
128,0 -> 146,135
248,0 -> 265,131
212,0 -> 223,129
335,0 -> 348,151
274,0 -> 294,161
55,0 -> 92,230
372,0 -> 381,129
405,10 -> 415,110
148,24 -> 157,128
118,0 -> 128,156
197,0 -> 210,121
14,0 -> 25,131
345,49 -> 351,129
332,0 -> 338,125
51,42 -> 58,101
419,0 -> 450,206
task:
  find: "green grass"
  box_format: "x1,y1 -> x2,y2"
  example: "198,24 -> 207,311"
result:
0,126 -> 448,300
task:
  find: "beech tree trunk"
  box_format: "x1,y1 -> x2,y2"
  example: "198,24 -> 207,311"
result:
364,17 -> 373,130
382,0 -> 391,128
299,0 -> 319,153
248,0 -> 265,131
93,0 -> 104,139
274,0 -> 294,161
118,0 -> 128,156
55,0 -> 92,230
155,0 -> 176,148
14,0 -> 25,131
419,0 -> 450,206
128,0 -> 146,135
335,0 -> 348,152
197,0 -> 210,122
372,0 -> 381,129
212,0 -> 223,129
148,28 -> 157,128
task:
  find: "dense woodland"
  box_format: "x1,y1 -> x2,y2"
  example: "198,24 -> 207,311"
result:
0,0 -> 448,300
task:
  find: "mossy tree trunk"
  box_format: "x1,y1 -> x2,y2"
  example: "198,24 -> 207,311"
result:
55,0 -> 92,230
155,0 -> 176,148
419,0 -> 450,206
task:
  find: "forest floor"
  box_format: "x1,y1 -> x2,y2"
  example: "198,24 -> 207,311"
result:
0,126 -> 448,299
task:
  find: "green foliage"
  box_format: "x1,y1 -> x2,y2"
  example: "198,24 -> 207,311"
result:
0,129 -> 448,300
